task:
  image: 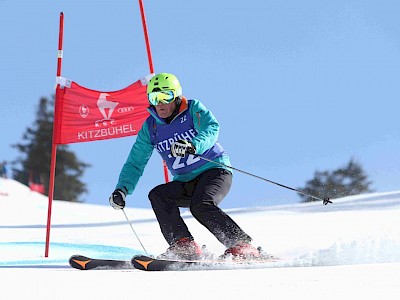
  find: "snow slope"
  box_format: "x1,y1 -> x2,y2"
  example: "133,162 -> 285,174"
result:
1,178 -> 399,299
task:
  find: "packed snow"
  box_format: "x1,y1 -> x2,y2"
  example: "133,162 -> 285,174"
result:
1,177 -> 399,299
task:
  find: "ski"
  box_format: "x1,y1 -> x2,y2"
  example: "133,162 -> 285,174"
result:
131,254 -> 281,271
69,254 -> 133,270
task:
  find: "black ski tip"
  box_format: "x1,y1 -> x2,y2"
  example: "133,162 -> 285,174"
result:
69,254 -> 133,270
69,255 -> 92,270
131,255 -> 157,271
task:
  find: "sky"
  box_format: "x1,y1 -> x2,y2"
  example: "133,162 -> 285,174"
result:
1,178 -> 400,299
1,0 -> 400,208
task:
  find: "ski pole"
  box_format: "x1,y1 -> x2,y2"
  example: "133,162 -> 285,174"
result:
122,209 -> 149,255
196,155 -> 332,205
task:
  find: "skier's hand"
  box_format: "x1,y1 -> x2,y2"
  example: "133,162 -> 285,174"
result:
171,140 -> 196,157
109,189 -> 126,210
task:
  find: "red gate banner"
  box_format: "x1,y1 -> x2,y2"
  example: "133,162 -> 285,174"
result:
54,75 -> 153,144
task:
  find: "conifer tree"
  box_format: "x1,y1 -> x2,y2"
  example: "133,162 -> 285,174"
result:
299,159 -> 373,203
12,96 -> 89,202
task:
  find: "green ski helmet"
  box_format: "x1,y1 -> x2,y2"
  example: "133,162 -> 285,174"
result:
147,73 -> 182,96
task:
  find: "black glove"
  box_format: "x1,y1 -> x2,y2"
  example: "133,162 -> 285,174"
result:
109,189 -> 126,210
171,140 -> 196,157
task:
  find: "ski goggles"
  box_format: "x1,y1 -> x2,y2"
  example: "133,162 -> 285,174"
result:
148,90 -> 176,106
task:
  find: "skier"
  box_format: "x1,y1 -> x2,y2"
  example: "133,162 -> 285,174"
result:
109,73 -> 259,260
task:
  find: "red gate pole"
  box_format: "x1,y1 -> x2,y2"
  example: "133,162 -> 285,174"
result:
138,0 -> 170,182
45,12 -> 64,257
138,0 -> 154,74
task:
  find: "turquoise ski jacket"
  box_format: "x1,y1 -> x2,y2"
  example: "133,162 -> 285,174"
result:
115,97 -> 231,195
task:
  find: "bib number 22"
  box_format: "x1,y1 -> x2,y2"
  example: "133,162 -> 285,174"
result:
171,154 -> 200,170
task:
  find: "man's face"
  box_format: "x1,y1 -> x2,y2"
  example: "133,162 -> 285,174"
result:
154,100 -> 177,118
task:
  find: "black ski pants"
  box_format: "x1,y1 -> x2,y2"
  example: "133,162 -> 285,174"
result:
148,168 -> 252,248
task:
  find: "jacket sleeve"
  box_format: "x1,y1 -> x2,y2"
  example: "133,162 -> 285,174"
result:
189,99 -> 220,155
115,120 -> 154,195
